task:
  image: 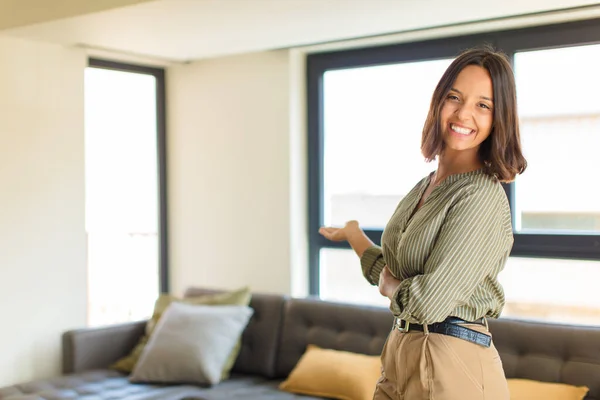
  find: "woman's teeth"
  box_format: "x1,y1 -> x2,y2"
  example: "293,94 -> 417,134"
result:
451,124 -> 473,135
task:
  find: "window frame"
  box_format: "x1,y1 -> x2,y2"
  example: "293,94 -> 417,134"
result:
307,18 -> 600,295
88,58 -> 170,294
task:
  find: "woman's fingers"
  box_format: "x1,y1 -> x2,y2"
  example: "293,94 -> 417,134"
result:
319,226 -> 334,238
319,226 -> 342,241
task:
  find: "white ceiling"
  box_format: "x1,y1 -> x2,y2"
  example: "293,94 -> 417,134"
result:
2,0 -> 600,63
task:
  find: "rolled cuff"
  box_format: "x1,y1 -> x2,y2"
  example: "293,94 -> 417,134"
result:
360,245 -> 386,285
389,277 -> 411,319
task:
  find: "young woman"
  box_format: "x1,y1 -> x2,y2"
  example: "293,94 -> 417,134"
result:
319,47 -> 527,399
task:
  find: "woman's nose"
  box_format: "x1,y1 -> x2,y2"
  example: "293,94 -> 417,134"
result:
455,104 -> 473,122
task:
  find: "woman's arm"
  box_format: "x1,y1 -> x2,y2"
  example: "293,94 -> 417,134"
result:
379,266 -> 402,299
319,220 -> 385,285
360,245 -> 388,286
344,223 -> 375,258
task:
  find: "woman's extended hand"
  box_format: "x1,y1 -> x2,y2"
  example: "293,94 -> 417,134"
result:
318,220 -> 361,242
379,266 -> 402,300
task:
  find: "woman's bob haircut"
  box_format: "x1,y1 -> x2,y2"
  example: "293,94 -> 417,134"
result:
421,45 -> 527,182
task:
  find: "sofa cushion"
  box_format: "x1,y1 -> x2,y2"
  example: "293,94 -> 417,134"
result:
275,297 -> 393,378
178,374 -> 327,400
279,345 -> 381,400
111,286 -> 251,379
0,371 -> 325,400
507,378 -> 589,400
130,303 -> 253,386
185,288 -> 286,379
0,370 -> 207,400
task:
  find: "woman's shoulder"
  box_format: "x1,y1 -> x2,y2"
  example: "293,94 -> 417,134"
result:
472,171 -> 506,193
448,172 -> 512,237
454,170 -> 509,207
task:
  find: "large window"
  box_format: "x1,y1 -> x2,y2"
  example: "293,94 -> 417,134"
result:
308,18 -> 600,325
84,59 -> 168,327
322,59 -> 451,230
513,44 -> 600,234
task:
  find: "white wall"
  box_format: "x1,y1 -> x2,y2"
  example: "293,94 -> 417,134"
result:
167,50 -> 299,296
0,36 -> 87,386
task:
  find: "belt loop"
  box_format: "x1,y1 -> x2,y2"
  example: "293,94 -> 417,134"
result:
423,323 -> 429,335
483,317 -> 489,331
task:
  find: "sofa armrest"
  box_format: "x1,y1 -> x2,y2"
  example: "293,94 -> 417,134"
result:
62,320 -> 146,374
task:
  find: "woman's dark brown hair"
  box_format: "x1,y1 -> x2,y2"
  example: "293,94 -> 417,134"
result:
421,45 -> 527,182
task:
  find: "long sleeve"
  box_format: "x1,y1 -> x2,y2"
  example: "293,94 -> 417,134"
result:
361,245 -> 387,285
389,185 -> 512,324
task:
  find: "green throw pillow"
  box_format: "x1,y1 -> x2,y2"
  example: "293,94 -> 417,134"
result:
111,286 -> 252,380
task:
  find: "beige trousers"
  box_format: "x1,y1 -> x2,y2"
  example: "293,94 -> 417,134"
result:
373,323 -> 509,400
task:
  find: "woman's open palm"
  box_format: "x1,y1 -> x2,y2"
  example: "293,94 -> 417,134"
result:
319,220 -> 359,242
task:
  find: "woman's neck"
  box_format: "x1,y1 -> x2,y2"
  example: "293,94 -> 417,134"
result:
434,149 -> 482,184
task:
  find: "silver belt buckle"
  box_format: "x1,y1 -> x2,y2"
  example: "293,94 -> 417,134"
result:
394,318 -> 410,332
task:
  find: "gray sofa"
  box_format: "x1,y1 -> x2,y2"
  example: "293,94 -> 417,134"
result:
1,287 -> 600,399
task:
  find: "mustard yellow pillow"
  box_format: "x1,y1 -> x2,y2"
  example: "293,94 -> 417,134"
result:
111,286 -> 251,379
279,345 -> 382,400
508,379 -> 589,400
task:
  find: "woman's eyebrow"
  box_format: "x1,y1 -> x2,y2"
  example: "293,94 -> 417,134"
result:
450,87 -> 493,102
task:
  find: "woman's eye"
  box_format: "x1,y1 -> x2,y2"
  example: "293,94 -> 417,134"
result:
447,94 -> 459,101
479,103 -> 491,110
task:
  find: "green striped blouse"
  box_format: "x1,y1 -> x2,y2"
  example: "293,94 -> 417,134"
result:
360,168 -> 513,325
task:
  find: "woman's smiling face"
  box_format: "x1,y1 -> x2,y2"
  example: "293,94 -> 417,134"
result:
440,64 -> 495,154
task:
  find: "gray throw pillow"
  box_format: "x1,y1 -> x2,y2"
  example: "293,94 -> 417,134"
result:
130,302 -> 254,386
